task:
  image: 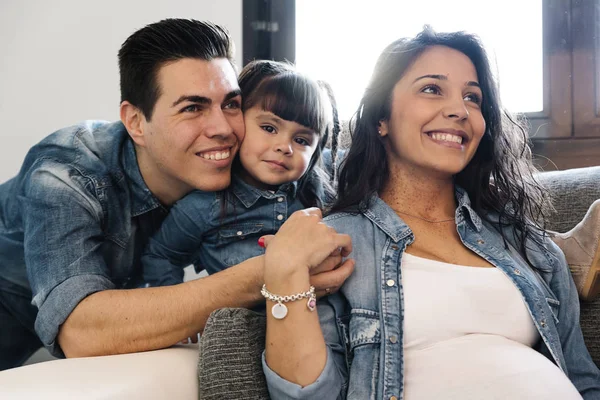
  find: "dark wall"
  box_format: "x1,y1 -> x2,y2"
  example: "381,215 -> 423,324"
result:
243,0 -> 295,65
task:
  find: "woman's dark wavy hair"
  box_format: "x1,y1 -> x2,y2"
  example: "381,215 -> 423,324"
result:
232,59 -> 338,208
332,27 -> 551,261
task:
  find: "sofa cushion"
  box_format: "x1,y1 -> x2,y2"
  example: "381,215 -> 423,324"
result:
198,308 -> 269,400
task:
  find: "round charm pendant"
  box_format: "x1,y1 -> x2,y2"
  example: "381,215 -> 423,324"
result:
271,303 -> 288,319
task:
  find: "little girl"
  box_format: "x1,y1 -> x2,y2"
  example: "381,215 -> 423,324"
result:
141,60 -> 340,286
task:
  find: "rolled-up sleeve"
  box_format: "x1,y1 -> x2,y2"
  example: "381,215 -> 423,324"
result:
21,161 -> 114,357
262,347 -> 345,400
262,296 -> 348,399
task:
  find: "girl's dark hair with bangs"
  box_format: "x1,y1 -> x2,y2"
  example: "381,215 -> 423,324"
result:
332,27 -> 552,264
235,60 -> 339,209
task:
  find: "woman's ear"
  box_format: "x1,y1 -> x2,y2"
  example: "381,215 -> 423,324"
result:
378,120 -> 389,137
120,101 -> 146,147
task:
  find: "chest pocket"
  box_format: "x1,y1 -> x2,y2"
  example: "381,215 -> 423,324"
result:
346,309 -> 381,399
218,224 -> 265,267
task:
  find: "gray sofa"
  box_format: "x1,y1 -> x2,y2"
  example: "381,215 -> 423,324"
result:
197,166 -> 600,400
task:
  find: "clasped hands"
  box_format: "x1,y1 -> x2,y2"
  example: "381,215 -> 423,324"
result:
261,208 -> 355,298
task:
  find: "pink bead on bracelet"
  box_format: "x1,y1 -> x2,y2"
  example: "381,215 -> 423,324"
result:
260,284 -> 316,319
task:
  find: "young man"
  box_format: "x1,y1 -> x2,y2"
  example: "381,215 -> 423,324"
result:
0,18 -> 352,370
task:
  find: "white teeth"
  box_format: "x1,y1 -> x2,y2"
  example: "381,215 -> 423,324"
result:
431,133 -> 463,144
199,151 -> 230,160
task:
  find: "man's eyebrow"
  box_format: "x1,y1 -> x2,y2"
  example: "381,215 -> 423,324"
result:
414,74 -> 480,88
171,89 -> 242,108
223,89 -> 242,102
172,95 -> 211,108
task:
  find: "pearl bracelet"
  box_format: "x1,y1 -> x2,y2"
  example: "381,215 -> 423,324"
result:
260,284 -> 316,319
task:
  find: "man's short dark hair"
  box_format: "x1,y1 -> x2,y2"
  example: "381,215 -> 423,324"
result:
118,18 -> 234,120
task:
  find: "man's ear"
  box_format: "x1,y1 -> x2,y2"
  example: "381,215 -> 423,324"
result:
378,120 -> 389,137
120,101 -> 146,147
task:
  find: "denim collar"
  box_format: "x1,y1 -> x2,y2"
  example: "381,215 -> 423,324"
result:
121,138 -> 163,217
360,186 -> 483,243
230,174 -> 298,209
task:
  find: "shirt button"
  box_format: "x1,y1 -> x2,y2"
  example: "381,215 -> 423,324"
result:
277,214 -> 284,221
386,279 -> 395,287
541,319 -> 547,328
277,197 -> 284,202
390,397 -> 398,400
477,239 -> 485,245
514,269 -> 521,275
391,245 -> 399,250
236,231 -> 243,236
389,335 -> 398,344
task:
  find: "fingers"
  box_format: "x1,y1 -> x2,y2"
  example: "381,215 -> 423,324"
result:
178,333 -> 200,345
259,234 -> 275,248
311,258 -> 355,298
335,233 -> 353,257
262,207 -> 352,278
310,253 -> 343,275
300,207 -> 323,218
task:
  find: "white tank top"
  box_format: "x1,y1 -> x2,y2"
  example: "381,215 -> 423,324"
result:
401,252 -> 581,400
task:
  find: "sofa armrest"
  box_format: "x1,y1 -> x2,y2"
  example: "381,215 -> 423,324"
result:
0,345 -> 199,400
198,308 -> 269,400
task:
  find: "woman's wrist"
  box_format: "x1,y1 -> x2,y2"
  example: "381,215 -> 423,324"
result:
264,263 -> 311,293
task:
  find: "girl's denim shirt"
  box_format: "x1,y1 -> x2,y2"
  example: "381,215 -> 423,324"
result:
141,175 -> 304,285
262,188 -> 600,400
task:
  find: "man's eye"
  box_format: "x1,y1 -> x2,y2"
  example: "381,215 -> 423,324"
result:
224,100 -> 241,109
182,104 -> 200,113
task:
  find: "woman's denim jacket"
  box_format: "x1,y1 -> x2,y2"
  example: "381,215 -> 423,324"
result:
263,188 -> 600,400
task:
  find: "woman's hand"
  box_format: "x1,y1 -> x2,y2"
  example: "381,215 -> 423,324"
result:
261,208 -> 353,289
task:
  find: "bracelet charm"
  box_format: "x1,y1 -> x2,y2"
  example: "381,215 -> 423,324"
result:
261,284 -> 316,320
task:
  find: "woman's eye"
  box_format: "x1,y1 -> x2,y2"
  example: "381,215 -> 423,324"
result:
464,93 -> 482,105
261,125 -> 276,133
422,85 -> 441,95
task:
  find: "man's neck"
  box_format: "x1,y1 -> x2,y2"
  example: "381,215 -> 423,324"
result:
135,148 -> 190,206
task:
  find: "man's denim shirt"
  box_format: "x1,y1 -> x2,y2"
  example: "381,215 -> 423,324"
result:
263,188 -> 600,400
141,175 -> 304,285
0,121 -> 167,357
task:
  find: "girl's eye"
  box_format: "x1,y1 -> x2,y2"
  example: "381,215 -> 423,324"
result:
261,125 -> 276,134
421,84 -> 441,95
464,93 -> 482,105
294,137 -> 310,146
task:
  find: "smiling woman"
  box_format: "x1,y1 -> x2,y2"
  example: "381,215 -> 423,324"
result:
260,27 -> 600,400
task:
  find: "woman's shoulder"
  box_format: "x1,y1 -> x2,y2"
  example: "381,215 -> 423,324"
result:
323,208 -> 369,231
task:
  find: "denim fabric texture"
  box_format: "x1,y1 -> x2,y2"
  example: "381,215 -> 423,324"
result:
262,188 -> 600,400
141,175 -> 304,286
0,121 -> 167,358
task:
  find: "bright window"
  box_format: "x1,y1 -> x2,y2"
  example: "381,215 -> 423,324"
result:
296,0 -> 543,120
